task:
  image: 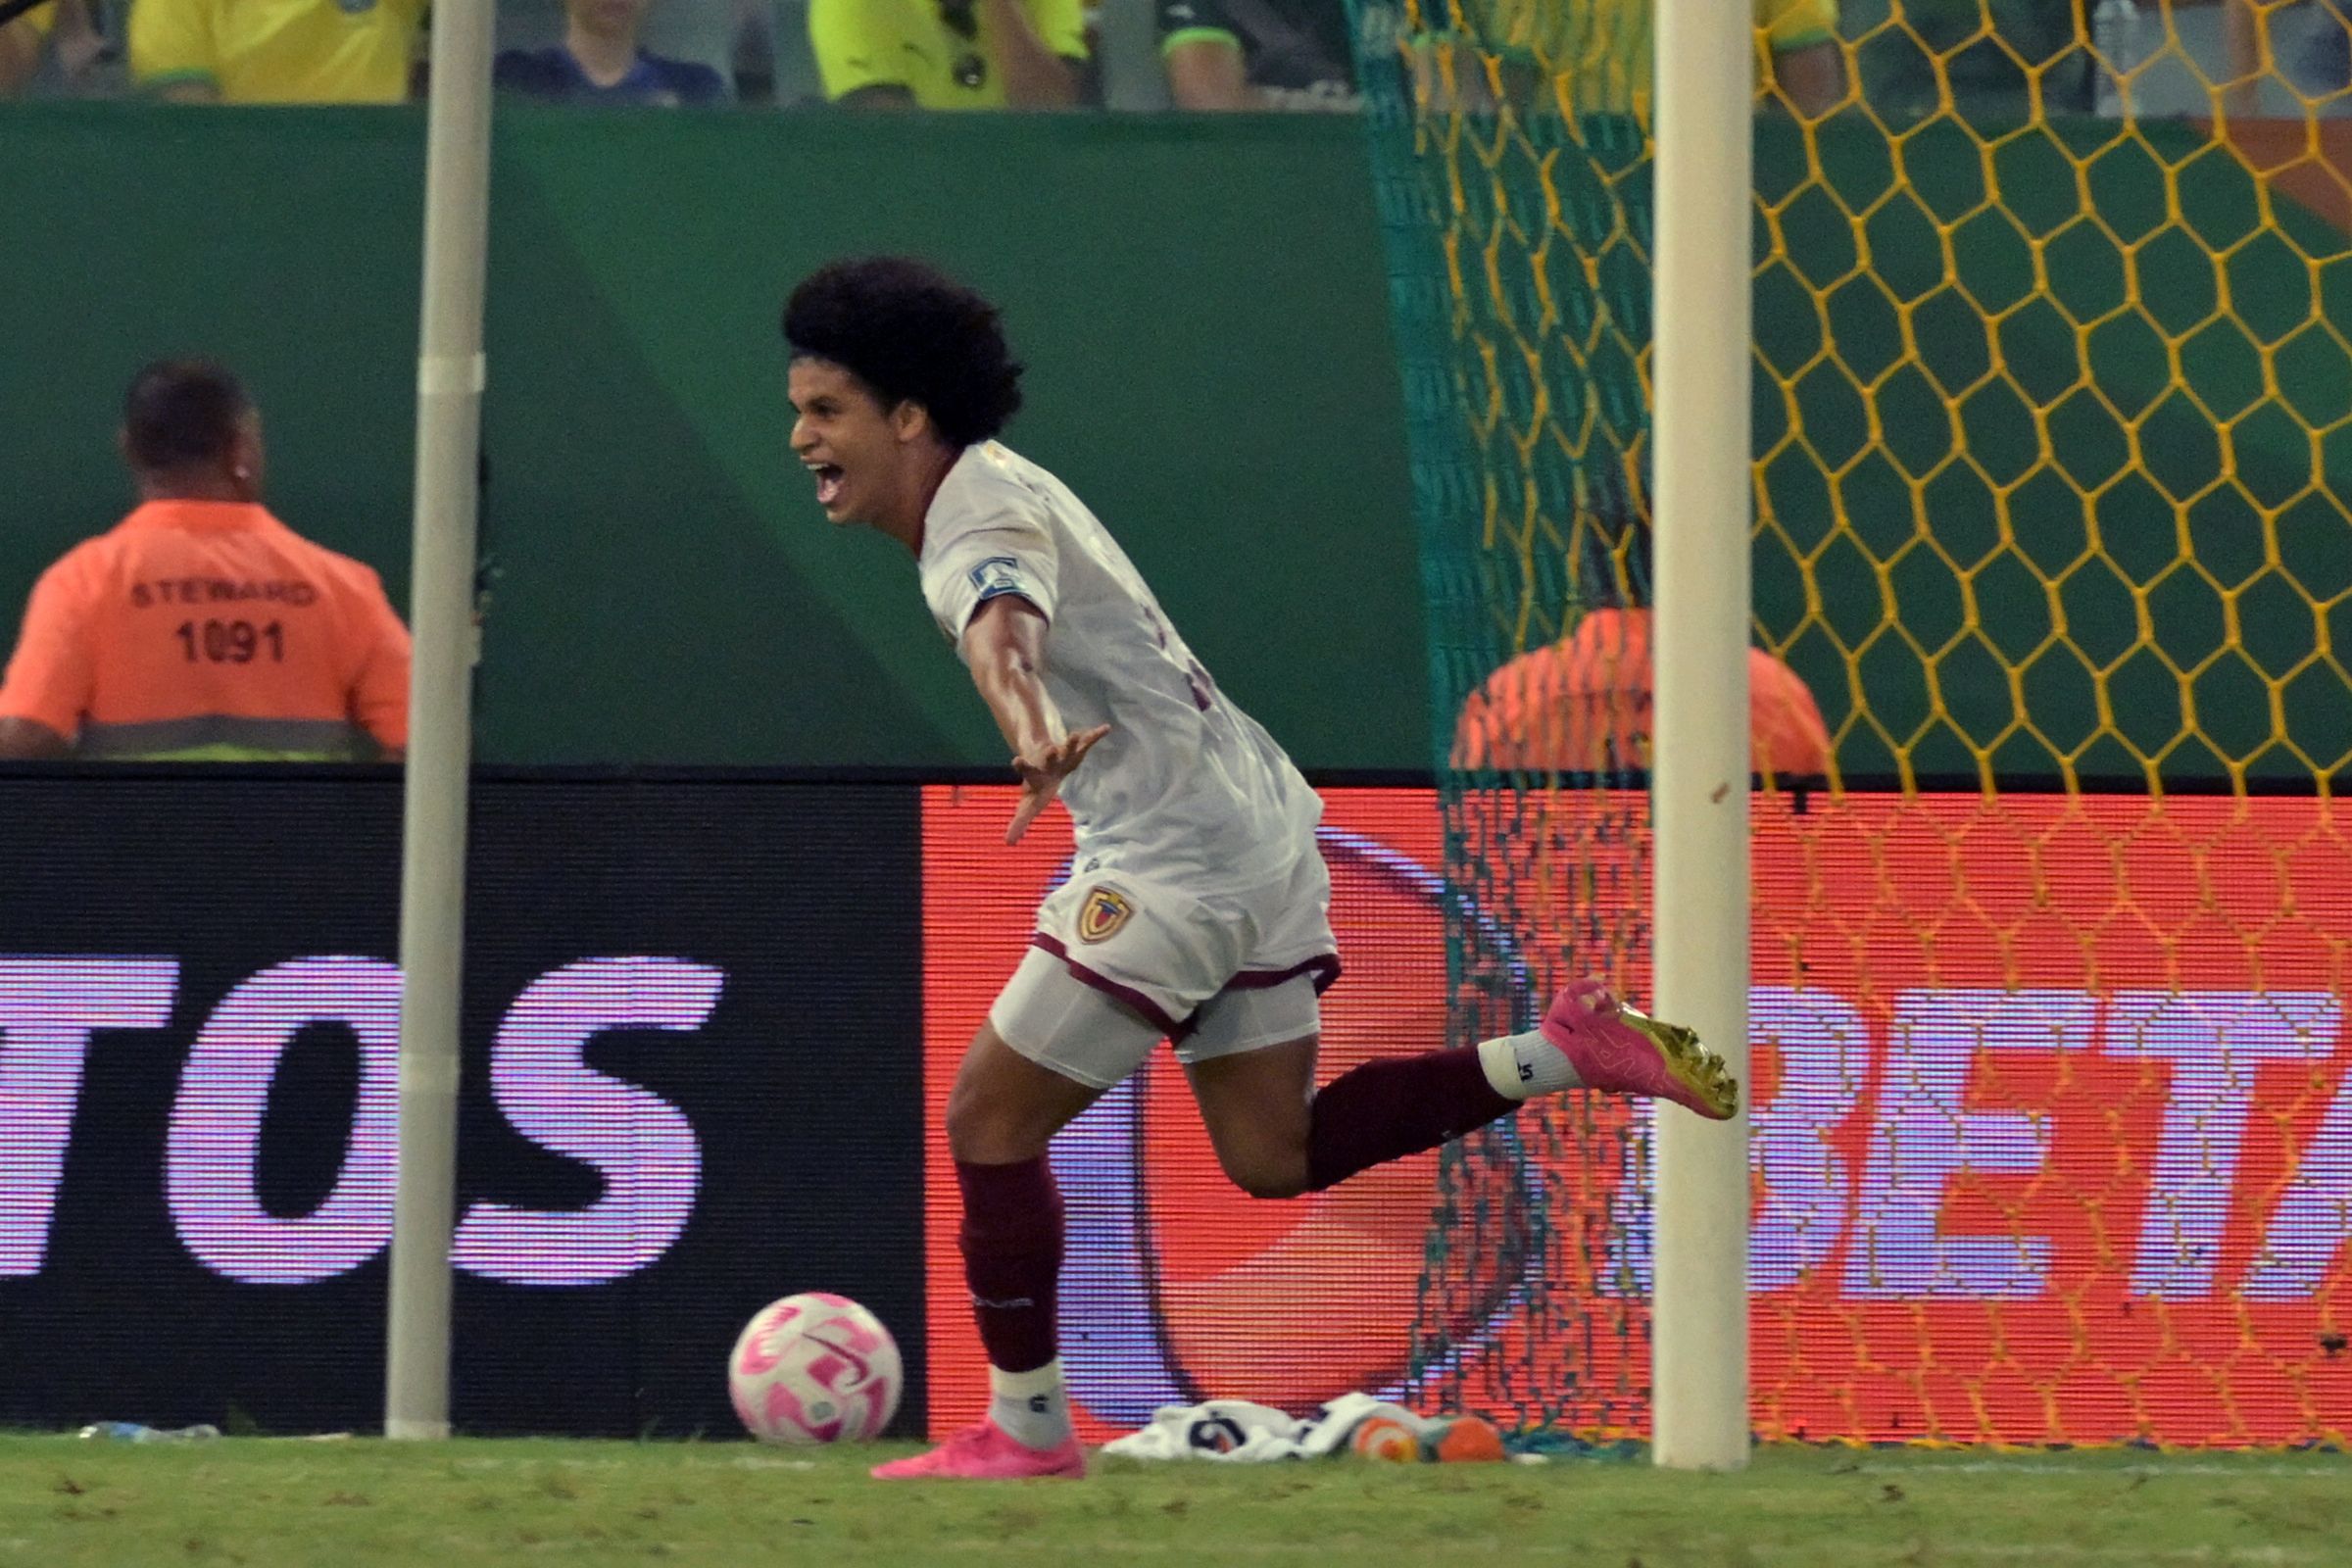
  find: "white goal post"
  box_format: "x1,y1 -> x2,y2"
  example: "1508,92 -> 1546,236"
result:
384,0 -> 496,1442
1648,0 -> 1757,1472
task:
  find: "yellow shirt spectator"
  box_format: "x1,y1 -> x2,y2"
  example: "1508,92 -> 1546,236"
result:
130,0 -> 423,103
808,0 -> 1088,110
1464,0 -> 1841,118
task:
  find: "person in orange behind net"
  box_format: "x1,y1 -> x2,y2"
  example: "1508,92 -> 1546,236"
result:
1452,605 -> 1832,781
0,360 -> 411,761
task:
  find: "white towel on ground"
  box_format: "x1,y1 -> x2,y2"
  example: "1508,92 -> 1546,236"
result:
1100,1394 -> 1431,1462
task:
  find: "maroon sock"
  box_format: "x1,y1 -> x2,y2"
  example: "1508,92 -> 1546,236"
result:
955,1155 -> 1063,1374
1305,1049 -> 1518,1192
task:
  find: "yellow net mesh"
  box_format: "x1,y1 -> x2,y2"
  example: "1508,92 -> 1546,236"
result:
1357,0 -> 2352,1444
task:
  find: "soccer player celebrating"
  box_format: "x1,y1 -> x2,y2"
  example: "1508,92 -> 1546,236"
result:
781,258 -> 1738,1481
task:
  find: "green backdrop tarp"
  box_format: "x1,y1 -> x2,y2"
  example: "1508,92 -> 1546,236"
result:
2,106 -> 2342,778
0,106 -> 1427,769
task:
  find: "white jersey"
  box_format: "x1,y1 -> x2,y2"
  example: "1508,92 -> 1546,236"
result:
918,442 -> 1322,892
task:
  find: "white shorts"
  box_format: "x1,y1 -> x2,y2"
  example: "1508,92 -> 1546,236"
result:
988,846 -> 1341,1090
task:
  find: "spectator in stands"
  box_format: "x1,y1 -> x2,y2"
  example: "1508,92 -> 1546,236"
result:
1848,0 -> 2072,119
1157,0 -> 1357,110
1434,0 -> 1844,120
0,361 -> 411,762
129,0 -> 421,102
808,0 -> 1087,108
2238,0 -> 2352,115
496,0 -> 744,103
1452,606 -> 1833,782
496,0 -> 727,103
1757,0 -> 1850,118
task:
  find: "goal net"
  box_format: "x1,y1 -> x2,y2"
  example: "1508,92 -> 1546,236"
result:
1352,0 -> 2352,1444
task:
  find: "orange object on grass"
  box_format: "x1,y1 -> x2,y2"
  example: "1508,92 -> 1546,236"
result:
1429,1414 -> 1507,1463
1348,1415 -> 1422,1462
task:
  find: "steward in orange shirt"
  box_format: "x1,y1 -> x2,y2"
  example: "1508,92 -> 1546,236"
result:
0,361 -> 411,761
1452,606 -> 1832,782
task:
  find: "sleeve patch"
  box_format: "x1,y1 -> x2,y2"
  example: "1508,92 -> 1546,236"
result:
968,556 -> 1028,601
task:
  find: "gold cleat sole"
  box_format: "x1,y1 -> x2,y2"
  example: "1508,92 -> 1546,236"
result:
1616,1001 -> 1741,1120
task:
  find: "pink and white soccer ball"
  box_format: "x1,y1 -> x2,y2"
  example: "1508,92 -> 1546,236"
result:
728,1293 -> 903,1445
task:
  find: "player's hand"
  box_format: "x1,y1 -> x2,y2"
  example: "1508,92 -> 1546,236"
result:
1006,724 -> 1110,846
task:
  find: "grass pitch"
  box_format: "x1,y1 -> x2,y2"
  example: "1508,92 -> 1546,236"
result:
1,1434 -> 2346,1567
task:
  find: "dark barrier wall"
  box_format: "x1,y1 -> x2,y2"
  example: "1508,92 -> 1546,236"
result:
0,107 -> 1428,771
0,770 -> 925,1437
7,770 -> 2351,1445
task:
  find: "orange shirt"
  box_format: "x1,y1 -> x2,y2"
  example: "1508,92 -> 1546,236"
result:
1452,607 -> 1832,778
0,500 -> 411,760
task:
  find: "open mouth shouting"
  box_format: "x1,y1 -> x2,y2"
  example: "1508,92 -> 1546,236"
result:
807,461 -> 846,511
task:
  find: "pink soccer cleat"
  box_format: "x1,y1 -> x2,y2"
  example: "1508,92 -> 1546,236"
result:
1541,978 -> 1739,1120
869,1420 -> 1087,1481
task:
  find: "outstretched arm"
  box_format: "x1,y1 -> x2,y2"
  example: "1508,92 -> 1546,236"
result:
0,11 -> 42,97
963,594 -> 1108,845
1164,33 -> 1250,109
976,0 -> 1080,107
